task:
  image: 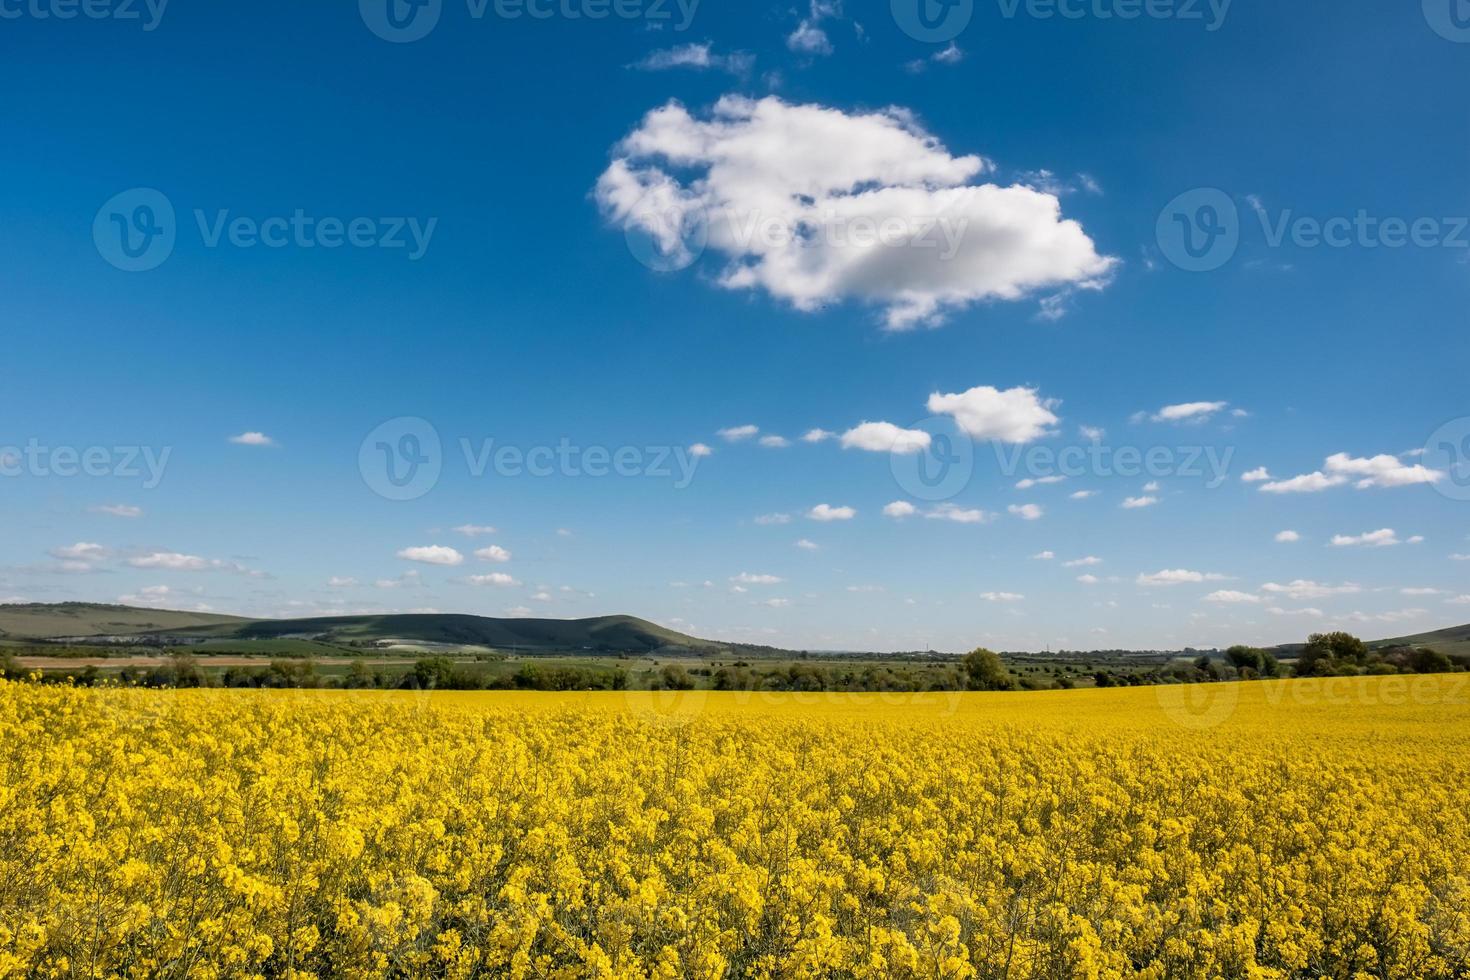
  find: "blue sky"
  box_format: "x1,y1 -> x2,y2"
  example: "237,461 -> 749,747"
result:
2,0 -> 1467,651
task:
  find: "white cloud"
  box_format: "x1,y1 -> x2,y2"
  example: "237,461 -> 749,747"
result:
759,434 -> 791,448
126,552 -> 255,574
883,500 -> 917,519
1453,554 -> 1470,561
228,431 -> 276,446
1330,528 -> 1403,548
90,503 -> 142,518
396,545 -> 465,566
786,0 -> 836,54
1262,452 -> 1444,493
597,97 -> 1114,330
452,524 -> 497,537
1275,530 -> 1301,543
1008,503 -> 1043,520
689,442 -> 713,457
980,591 -> 1024,602
631,42 -> 753,74
762,597 -> 791,608
1069,490 -> 1098,500
795,538 -> 819,551
475,545 -> 512,563
1241,467 -> 1272,482
1015,476 -> 1066,489
327,576 -> 358,587
1147,402 -> 1227,423
1267,606 -> 1325,618
732,572 -> 784,585
1032,550 -> 1054,560
1079,425 -> 1105,442
1137,569 -> 1227,586
1121,496 -> 1158,509
504,605 -> 534,616
801,428 -> 834,443
1142,480 -> 1161,493
1324,452 -> 1444,489
1401,588 -> 1443,596
926,385 -> 1059,442
531,591 -> 553,602
1204,590 -> 1261,604
1261,580 -> 1362,601
1076,574 -> 1100,585
808,503 -> 856,521
754,513 -> 792,525
467,572 -> 519,587
1446,595 -> 1470,606
1063,556 -> 1102,567
924,503 -> 990,524
840,421 -> 932,454
51,542 -> 109,562
718,425 -> 759,442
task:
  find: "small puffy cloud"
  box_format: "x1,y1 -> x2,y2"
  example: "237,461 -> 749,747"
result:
1137,569 -> 1227,586
1260,471 -> 1348,494
453,524 -> 497,537
1008,503 -> 1044,521
1032,550 -> 1054,560
631,42 -> 753,74
228,431 -> 276,446
758,434 -> 791,448
1015,476 -> 1066,489
1453,554 -> 1470,561
732,572 -> 784,585
924,503 -> 990,524
808,503 -> 856,521
1147,402 -> 1227,424
1266,606 -> 1325,617
1446,595 -> 1470,605
801,428 -> 834,443
762,597 -> 791,608
51,542 -> 109,562
397,545 -> 465,566
475,545 -> 512,563
926,386 -> 1059,443
1076,574 -> 1100,585
754,513 -> 792,525
1275,530 -> 1301,543
795,538 -> 819,550
598,97 -> 1114,330
1063,556 -> 1102,567
1069,490 -> 1098,500
718,425 -> 759,442
1204,590 -> 1262,604
327,576 -> 358,587
1079,425 -> 1105,441
1330,528 -> 1403,548
90,503 -> 142,518
127,552 -> 213,571
840,421 -> 932,455
980,591 -> 1024,602
1324,452 -> 1443,489
531,591 -> 553,602
689,443 -> 714,457
1142,481 -> 1161,493
1401,587 -> 1443,596
1121,496 -> 1158,509
1261,580 -> 1361,600
1241,467 -> 1272,483
883,500 -> 917,519
467,572 -> 519,587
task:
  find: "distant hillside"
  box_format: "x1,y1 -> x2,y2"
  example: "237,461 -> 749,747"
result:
0,603 -> 250,641
0,604 -> 778,656
1372,623 -> 1470,659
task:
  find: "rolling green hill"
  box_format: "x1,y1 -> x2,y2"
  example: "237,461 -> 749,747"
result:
1371,623 -> 1470,659
0,603 -> 766,655
0,603 -> 250,641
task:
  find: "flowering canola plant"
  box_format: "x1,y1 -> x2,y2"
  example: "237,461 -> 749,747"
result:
2,677 -> 1468,978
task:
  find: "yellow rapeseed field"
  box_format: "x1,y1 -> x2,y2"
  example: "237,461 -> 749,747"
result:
3,676 -> 1469,978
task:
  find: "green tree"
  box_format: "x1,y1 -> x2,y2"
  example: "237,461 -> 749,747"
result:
1299,631 -> 1368,676
962,648 -> 1014,691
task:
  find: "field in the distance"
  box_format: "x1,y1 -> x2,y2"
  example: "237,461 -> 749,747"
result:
4,677 -> 1469,978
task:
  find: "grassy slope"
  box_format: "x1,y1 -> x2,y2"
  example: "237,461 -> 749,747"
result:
1371,623 -> 1470,658
0,603 -> 250,641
